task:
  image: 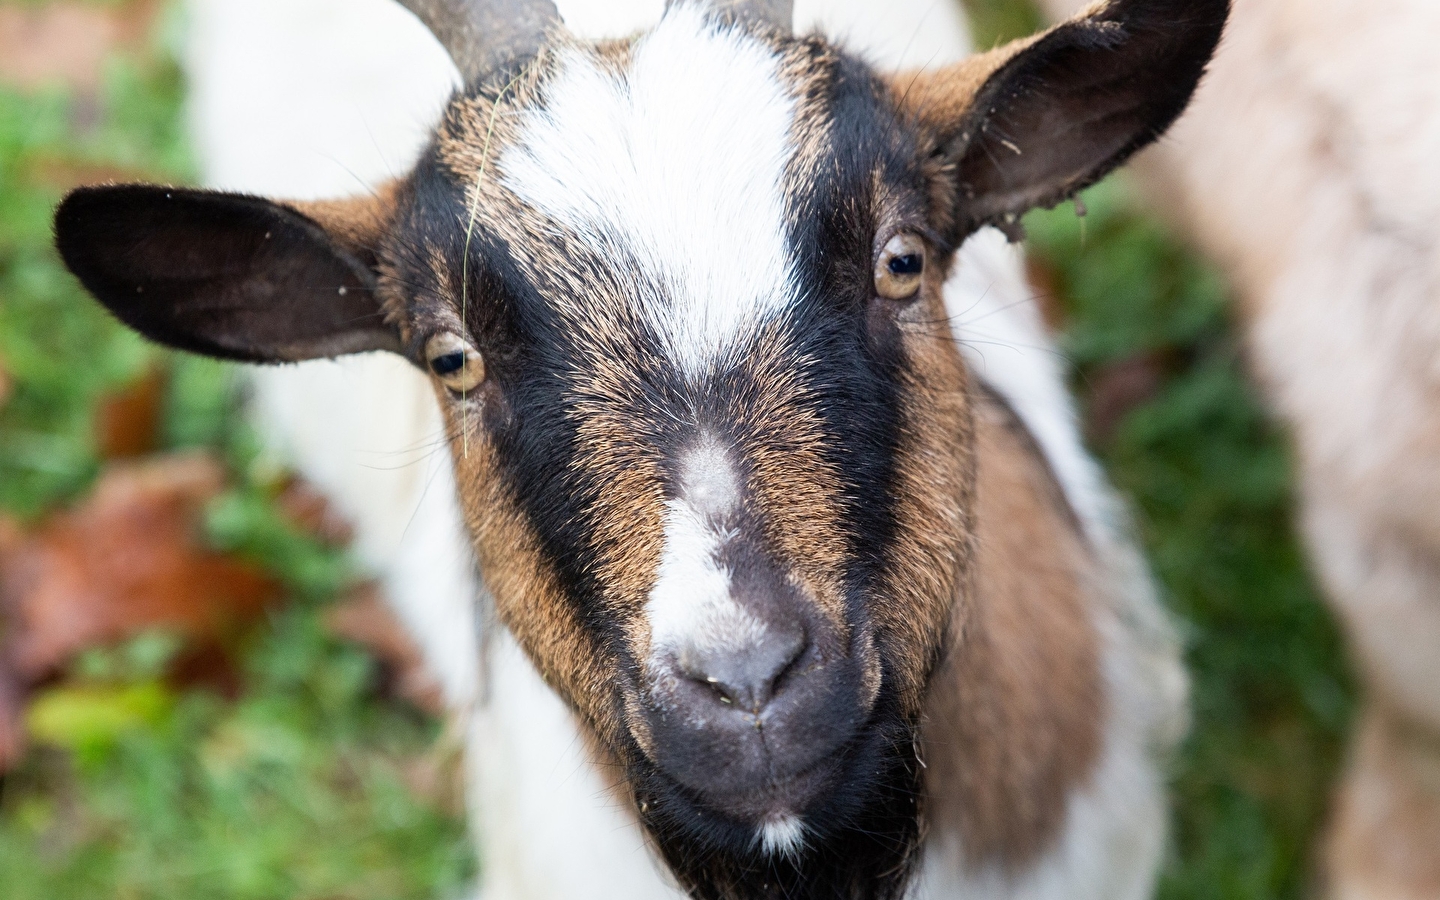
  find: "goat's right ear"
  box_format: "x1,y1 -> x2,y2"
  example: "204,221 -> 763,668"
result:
54,184 -> 403,363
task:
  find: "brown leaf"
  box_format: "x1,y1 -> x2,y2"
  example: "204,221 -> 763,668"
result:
0,514 -> 20,559
1025,256 -> 1067,332
275,477 -> 354,548
24,158 -> 156,193
0,355 -> 12,412
398,742 -> 467,816
0,1 -> 161,92
0,453 -> 280,683
1085,351 -> 1169,445
94,368 -> 165,460
324,584 -> 444,716
0,660 -> 27,772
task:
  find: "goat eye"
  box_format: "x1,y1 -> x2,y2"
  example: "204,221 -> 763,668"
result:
875,233 -> 926,301
425,332 -> 485,394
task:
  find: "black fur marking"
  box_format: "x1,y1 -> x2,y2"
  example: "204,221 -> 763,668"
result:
949,0 -> 1232,238
54,186 -> 398,362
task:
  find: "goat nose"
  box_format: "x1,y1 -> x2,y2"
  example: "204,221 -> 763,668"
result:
677,626 -> 806,713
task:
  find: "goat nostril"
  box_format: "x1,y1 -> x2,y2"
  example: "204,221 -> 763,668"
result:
678,627 -> 807,713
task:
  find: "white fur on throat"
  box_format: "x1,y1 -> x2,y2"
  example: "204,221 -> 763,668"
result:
501,4 -> 799,378
758,814 -> 808,860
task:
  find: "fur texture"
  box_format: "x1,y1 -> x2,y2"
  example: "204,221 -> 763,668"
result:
56,0 -> 1225,896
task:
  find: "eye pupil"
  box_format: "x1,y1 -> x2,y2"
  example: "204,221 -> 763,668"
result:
424,332 -> 486,394
875,233 -> 926,301
889,254 -> 923,276
430,352 -> 465,376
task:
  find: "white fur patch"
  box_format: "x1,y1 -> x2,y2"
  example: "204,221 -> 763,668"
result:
645,434 -> 769,668
472,627 -> 686,899
500,4 -> 799,377
757,814 -> 807,859
678,434 -> 741,520
646,498 -> 768,665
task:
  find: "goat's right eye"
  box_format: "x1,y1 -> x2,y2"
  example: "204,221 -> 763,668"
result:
425,332 -> 485,394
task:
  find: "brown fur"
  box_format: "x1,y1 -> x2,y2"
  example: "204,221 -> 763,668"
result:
885,46 -> 1031,241
288,180 -> 403,262
865,270 -> 978,717
921,388 -> 1105,869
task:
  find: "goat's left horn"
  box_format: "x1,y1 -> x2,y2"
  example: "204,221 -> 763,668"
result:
666,0 -> 794,35
397,0 -> 561,82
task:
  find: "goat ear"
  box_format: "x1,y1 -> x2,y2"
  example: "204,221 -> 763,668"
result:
54,184 -> 403,363
892,0 -> 1228,239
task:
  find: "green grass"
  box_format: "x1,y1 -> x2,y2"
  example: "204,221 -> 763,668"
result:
0,2 -> 1353,898
1,618 -> 473,900
0,9 -> 475,899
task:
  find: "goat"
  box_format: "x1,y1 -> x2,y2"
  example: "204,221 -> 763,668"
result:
1030,0 -> 1440,894
52,0 -> 1226,897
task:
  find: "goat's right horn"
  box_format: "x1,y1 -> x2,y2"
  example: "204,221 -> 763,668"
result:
666,0 -> 794,35
398,0 -> 561,83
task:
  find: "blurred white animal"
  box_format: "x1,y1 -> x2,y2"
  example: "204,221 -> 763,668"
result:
1031,0 -> 1440,895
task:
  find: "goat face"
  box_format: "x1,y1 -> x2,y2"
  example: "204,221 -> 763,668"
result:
54,0 -> 1227,896
403,8 -> 977,862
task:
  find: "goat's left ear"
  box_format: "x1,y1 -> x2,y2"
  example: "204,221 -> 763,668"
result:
892,0 -> 1229,240
54,184 -> 403,363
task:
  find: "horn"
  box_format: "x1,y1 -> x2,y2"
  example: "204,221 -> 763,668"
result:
397,0 -> 561,82
665,0 -> 793,34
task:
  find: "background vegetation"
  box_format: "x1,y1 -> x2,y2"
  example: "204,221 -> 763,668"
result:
0,3 -> 473,897
0,1 -> 1352,898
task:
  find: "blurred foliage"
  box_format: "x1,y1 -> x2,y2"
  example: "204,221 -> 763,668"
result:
0,10 -> 193,518
959,0 -> 1044,47
1,618 -> 474,900
1025,182 -> 1354,900
0,7 -> 475,898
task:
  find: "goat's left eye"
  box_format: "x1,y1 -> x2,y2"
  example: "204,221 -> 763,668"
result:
875,233 -> 926,300
425,332 -> 486,394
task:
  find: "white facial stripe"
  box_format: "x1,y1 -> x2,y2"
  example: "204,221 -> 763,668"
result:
646,498 -> 767,662
758,814 -> 807,859
500,4 -> 800,376
678,434 -> 740,520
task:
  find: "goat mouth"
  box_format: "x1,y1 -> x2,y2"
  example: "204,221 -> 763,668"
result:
631,708 -> 926,898
689,757 -> 840,823
636,710 -> 900,832
631,756 -> 843,862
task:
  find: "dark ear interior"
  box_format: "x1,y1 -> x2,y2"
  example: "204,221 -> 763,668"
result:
54,185 -> 401,363
943,0 -> 1229,236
